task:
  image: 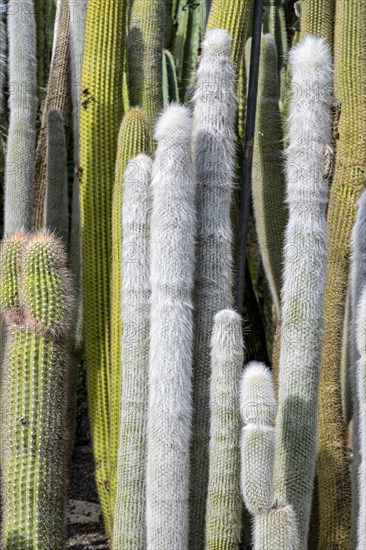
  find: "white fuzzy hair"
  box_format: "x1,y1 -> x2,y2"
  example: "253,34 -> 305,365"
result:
254,505 -> 299,550
146,105 -> 196,550
356,286 -> 366,550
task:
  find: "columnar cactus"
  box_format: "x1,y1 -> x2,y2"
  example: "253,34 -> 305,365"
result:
146,105 -> 196,550
189,29 -> 237,548
127,0 -> 165,127
274,35 -> 332,547
356,286 -> 366,550
44,109 -> 69,244
245,34 -> 286,316
1,231 -> 73,549
110,108 -> 151,512
240,361 -> 276,515
317,2 -> 366,546
254,505 -> 299,550
113,154 -> 152,549
205,309 -> 244,549
300,0 -> 336,48
32,0 -> 71,229
5,0 -> 37,234
79,0 -> 127,535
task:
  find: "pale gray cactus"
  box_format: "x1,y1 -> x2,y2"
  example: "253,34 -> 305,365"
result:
0,0 -> 6,119
356,286 -> 366,550
240,361 -> 276,515
273,35 -> 333,548
146,104 -> 196,550
189,29 -> 237,547
44,109 -> 69,244
113,154 -> 152,549
205,309 -> 244,549
5,0 -> 38,233
254,505 -> 299,550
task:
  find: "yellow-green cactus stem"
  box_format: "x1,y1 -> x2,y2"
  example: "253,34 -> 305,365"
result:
0,232 -> 28,323
1,231 -> 74,550
127,0 -> 165,127
317,2 -> 366,548
110,108 -> 151,515
79,0 -> 127,535
300,0 -> 336,48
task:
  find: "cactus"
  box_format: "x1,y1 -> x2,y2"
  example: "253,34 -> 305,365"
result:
127,0 -> 165,127
240,361 -> 276,515
163,49 -> 179,106
317,2 -> 366,546
300,0 -> 335,48
113,154 -> 152,549
1,231 -> 73,549
189,29 -> 237,548
79,0 -> 127,535
356,286 -> 366,550
44,109 -> 69,244
110,107 -> 151,514
273,36 -> 332,548
32,0 -> 71,230
245,34 -> 287,316
146,104 -> 196,550
263,0 -> 287,77
205,309 -> 244,549
254,505 -> 299,550
5,0 -> 37,234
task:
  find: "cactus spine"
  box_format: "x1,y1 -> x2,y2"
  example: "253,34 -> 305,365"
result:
254,505 -> 299,550
146,105 -> 196,550
79,0 -> 127,535
127,0 -> 165,127
273,36 -> 332,548
1,231 -> 73,549
245,34 -> 286,316
300,0 -> 336,48
205,309 -> 244,549
110,108 -> 151,513
44,109 -> 69,244
113,154 -> 152,549
356,286 -> 366,550
189,29 -> 237,548
5,0 -> 37,234
240,361 -> 276,515
317,2 -> 366,546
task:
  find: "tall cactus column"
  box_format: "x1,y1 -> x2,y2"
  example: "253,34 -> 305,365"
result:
79,0 -> 126,535
356,286 -> 366,550
300,0 -> 336,48
317,2 -> 366,547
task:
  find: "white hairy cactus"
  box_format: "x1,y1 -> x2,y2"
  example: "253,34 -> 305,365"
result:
240,361 -> 276,515
5,0 -> 38,233
356,286 -> 366,550
274,35 -> 333,547
254,505 -> 299,550
113,154 -> 152,549
190,28 -> 237,547
205,309 -> 244,548
146,104 -> 196,550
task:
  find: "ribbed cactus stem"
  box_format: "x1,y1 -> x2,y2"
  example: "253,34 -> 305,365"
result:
0,233 -> 27,323
127,0 -> 164,126
317,2 -> 366,546
1,231 -> 73,549
5,0 -> 37,234
146,105 -> 196,550
254,505 -> 299,550
240,361 -> 276,515
113,154 -> 152,549
245,34 -> 286,316
44,109 -> 69,244
274,35 -> 332,548
356,286 -> 366,550
205,309 -> 244,549
300,0 -> 335,48
190,30 -> 236,547
110,108 -> 151,512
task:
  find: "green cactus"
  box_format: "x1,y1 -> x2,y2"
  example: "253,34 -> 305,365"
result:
300,0 -> 336,48
127,0 -> 165,127
254,505 -> 299,550
32,0 -> 71,230
44,109 -> 69,244
79,0 -> 127,535
163,50 -> 179,106
205,310 -> 244,550
1,231 -> 73,550
263,1 -> 287,76
245,34 -> 287,316
317,2 -> 366,548
110,108 -> 151,515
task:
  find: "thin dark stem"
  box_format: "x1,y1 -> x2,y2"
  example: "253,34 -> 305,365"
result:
235,0 -> 263,312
